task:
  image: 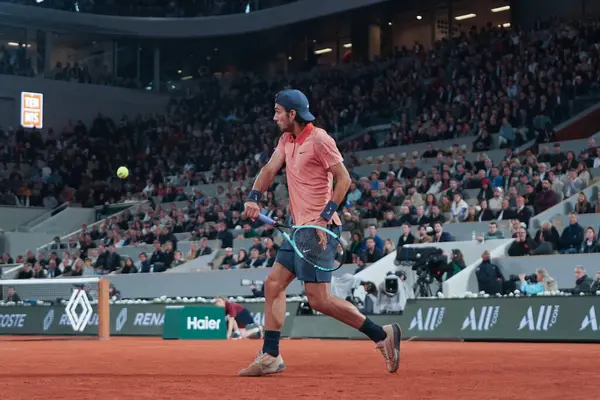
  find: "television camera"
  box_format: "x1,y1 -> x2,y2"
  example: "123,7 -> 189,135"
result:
395,247 -> 447,297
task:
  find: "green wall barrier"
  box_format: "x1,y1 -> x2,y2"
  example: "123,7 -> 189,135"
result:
289,296 -> 600,342
401,296 -> 600,341
163,305 -> 226,340
0,302 -> 298,337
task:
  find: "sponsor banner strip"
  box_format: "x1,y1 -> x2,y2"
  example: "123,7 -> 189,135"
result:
0,302 -> 298,336
1,297 -> 599,342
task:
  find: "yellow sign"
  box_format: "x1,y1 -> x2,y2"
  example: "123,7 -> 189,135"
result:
20,91 -> 43,129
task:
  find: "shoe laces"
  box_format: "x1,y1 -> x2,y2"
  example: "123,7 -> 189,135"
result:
376,342 -> 390,362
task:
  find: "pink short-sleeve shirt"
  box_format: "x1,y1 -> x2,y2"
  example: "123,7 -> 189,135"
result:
275,123 -> 343,227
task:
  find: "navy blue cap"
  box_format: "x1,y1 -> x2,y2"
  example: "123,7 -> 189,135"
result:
275,89 -> 315,122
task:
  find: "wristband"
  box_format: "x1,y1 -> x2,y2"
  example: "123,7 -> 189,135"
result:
246,190 -> 261,203
320,200 -> 338,221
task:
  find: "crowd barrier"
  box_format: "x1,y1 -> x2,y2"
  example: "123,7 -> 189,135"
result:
1,297 -> 598,342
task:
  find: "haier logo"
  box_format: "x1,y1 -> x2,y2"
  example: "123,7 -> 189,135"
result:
186,316 -> 221,330
409,307 -> 445,331
462,306 -> 500,331
579,306 -> 598,331
518,305 -> 559,331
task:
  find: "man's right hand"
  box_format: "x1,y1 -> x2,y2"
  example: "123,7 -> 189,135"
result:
243,201 -> 260,220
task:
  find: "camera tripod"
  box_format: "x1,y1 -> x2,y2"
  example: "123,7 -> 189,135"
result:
413,274 -> 434,298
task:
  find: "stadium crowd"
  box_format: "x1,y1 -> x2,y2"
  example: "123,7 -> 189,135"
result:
1,18 -> 600,287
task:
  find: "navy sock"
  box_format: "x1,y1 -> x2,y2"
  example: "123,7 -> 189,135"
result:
262,330 -> 281,357
359,318 -> 387,343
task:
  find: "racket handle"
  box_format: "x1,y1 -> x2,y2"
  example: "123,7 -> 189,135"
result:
257,213 -> 276,225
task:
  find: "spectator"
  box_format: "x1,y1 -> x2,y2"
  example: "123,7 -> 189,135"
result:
450,193 -> 468,222
496,199 -> 516,221
559,213 -> 584,254
196,238 -> 213,257
395,223 -> 415,251
534,180 -> 560,213
581,227 -> 600,254
233,249 -> 248,269
172,251 -> 186,268
514,196 -> 532,227
519,268 -> 558,295
5,286 -> 21,302
432,222 -> 453,243
69,259 -> 85,276
574,193 -> 593,214
572,266 -> 593,294
361,225 -> 384,252
508,227 -> 536,256
360,237 -> 384,264
383,239 -> 395,256
32,262 -> 47,279
245,248 -> 264,268
120,257 -> 138,274
138,253 -> 151,273
564,170 -> 586,198
475,251 -> 504,295
220,247 -> 236,270
478,221 -> 504,242
443,249 -> 466,280
16,263 -> 33,279
476,199 -> 495,222
591,272 -> 600,293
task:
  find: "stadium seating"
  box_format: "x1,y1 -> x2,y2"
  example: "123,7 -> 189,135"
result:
1,17 -> 600,304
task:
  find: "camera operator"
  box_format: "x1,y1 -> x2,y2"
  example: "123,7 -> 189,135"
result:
518,268 -> 558,295
442,249 -> 466,280
359,281 -> 380,315
475,251 -> 505,295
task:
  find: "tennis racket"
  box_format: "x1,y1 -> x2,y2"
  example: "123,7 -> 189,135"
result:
257,213 -> 348,272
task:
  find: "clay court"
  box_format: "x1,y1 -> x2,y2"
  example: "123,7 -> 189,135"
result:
1,337 -> 597,400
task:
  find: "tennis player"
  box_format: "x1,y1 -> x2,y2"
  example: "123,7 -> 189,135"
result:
239,89 -> 401,376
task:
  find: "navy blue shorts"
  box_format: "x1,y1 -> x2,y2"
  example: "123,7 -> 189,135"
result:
234,308 -> 255,328
275,225 -> 341,283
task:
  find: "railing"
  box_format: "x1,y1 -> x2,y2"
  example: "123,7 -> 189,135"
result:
35,201 -> 150,253
17,202 -> 70,232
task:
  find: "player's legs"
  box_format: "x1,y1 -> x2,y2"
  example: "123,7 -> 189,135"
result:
303,281 -> 402,372
303,282 -> 367,329
263,262 -> 295,332
239,262 -> 294,376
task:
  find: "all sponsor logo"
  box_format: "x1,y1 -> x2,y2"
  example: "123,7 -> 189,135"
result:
115,308 -> 128,332
518,305 -> 559,331
579,306 -> 598,331
409,307 -> 445,331
461,306 -> 500,331
43,309 -> 55,331
0,314 -> 27,328
186,316 -> 221,331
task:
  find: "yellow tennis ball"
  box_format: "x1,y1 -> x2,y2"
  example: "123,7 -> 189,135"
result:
117,166 -> 129,179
